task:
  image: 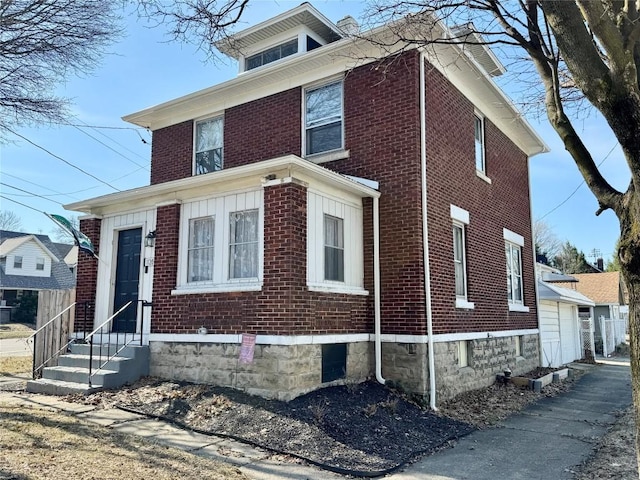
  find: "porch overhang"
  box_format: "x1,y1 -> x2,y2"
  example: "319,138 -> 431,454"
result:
64,155 -> 380,216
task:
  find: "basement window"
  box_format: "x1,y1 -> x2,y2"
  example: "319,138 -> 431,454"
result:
322,343 -> 347,383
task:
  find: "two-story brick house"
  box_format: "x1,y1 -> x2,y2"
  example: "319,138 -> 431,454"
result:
66,4 -> 547,403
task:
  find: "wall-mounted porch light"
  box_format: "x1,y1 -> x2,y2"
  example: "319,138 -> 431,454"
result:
145,230 -> 156,247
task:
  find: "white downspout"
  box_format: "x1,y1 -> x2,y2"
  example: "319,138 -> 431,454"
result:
374,195 -> 385,384
420,51 -> 437,410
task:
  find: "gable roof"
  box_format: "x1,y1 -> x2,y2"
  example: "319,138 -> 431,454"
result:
0,230 -> 76,291
0,234 -> 58,261
565,272 -> 626,305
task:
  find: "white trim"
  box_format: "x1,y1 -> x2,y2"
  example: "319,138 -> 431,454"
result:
345,175 -> 379,190
261,176 -> 308,188
308,284 -> 369,295
449,204 -> 470,224
171,283 -> 262,295
306,149 -> 350,164
148,332 -> 370,345
509,304 -> 531,313
432,329 -> 538,343
455,298 -> 475,309
503,228 -> 525,246
475,170 -> 492,184
147,330 -> 539,346
156,200 -> 183,207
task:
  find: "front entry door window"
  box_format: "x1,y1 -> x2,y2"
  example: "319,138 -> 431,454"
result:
112,228 -> 142,333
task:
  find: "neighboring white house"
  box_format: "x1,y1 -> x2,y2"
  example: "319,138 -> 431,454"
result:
537,263 -> 595,367
0,231 -> 77,317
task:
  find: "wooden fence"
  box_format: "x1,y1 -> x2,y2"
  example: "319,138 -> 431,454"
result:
33,288 -> 76,377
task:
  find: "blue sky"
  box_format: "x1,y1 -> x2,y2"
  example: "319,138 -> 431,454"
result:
0,0 -> 628,264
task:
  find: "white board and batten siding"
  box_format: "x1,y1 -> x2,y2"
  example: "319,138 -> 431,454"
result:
307,189 -> 366,294
94,209 -> 156,334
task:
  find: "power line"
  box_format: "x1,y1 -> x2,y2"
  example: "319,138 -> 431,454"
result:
1,182 -> 65,206
1,172 -> 83,201
539,143 -> 618,220
0,195 -> 47,214
71,119 -> 150,166
6,128 -> 121,192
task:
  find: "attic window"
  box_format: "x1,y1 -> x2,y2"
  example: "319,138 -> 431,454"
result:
36,257 -> 45,271
13,255 -> 22,269
246,39 -> 298,70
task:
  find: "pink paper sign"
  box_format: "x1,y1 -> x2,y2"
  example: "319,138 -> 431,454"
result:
239,333 -> 257,364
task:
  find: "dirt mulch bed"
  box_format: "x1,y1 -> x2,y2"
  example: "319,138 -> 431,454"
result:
70,379 -> 474,475
65,368 -> 583,475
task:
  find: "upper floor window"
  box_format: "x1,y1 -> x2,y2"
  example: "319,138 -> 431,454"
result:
194,117 -> 223,175
13,256 -> 22,269
474,114 -> 485,173
229,209 -> 259,279
305,81 -> 343,156
36,257 -> 45,271
324,214 -> 344,282
188,217 -> 215,283
246,38 -> 298,70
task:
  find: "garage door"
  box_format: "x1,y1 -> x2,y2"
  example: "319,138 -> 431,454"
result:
559,304 -> 580,365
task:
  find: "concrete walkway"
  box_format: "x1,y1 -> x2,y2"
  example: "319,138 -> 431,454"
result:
0,337 -> 33,357
0,360 -> 632,480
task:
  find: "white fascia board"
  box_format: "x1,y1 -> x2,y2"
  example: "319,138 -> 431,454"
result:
64,155 -> 379,215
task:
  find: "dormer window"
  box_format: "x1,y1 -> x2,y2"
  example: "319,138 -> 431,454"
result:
246,39 -> 298,70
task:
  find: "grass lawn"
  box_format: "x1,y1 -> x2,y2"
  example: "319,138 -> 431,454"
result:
0,322 -> 35,340
0,356 -> 32,375
0,404 -> 250,480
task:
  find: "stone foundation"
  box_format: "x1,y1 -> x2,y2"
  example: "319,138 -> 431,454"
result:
381,334 -> 540,402
149,334 -> 539,402
149,341 -> 372,401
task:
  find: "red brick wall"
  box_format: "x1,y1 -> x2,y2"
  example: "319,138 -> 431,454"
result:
424,65 -> 537,333
150,121 -> 193,185
326,51 -> 426,335
74,218 -> 101,332
224,89 -> 301,167
149,183 -> 368,335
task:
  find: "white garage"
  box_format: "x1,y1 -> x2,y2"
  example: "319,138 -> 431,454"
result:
538,280 -> 595,368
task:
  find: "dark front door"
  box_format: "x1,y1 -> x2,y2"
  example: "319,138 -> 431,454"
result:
112,228 -> 142,333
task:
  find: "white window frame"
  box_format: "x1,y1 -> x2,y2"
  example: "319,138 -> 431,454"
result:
13,255 -> 22,269
303,79 -> 344,158
474,113 -> 485,174
228,209 -> 259,280
323,214 -> 344,282
245,37 -> 298,71
458,340 -> 471,368
187,216 -> 215,284
451,205 -> 474,309
504,228 -> 529,312
36,257 -> 45,271
193,116 -> 224,176
174,192 -> 263,295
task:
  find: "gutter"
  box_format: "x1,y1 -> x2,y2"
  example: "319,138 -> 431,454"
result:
420,51 -> 437,411
374,196 -> 385,385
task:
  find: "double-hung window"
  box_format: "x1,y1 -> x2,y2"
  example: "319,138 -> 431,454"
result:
324,215 -> 344,282
194,117 -> 223,175
504,228 -> 528,312
229,209 -> 259,279
188,217 -> 215,283
474,114 -> 485,173
13,256 -> 22,269
505,241 -> 523,305
451,205 -> 473,309
36,257 -> 45,271
305,81 -> 343,156
453,223 -> 467,298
